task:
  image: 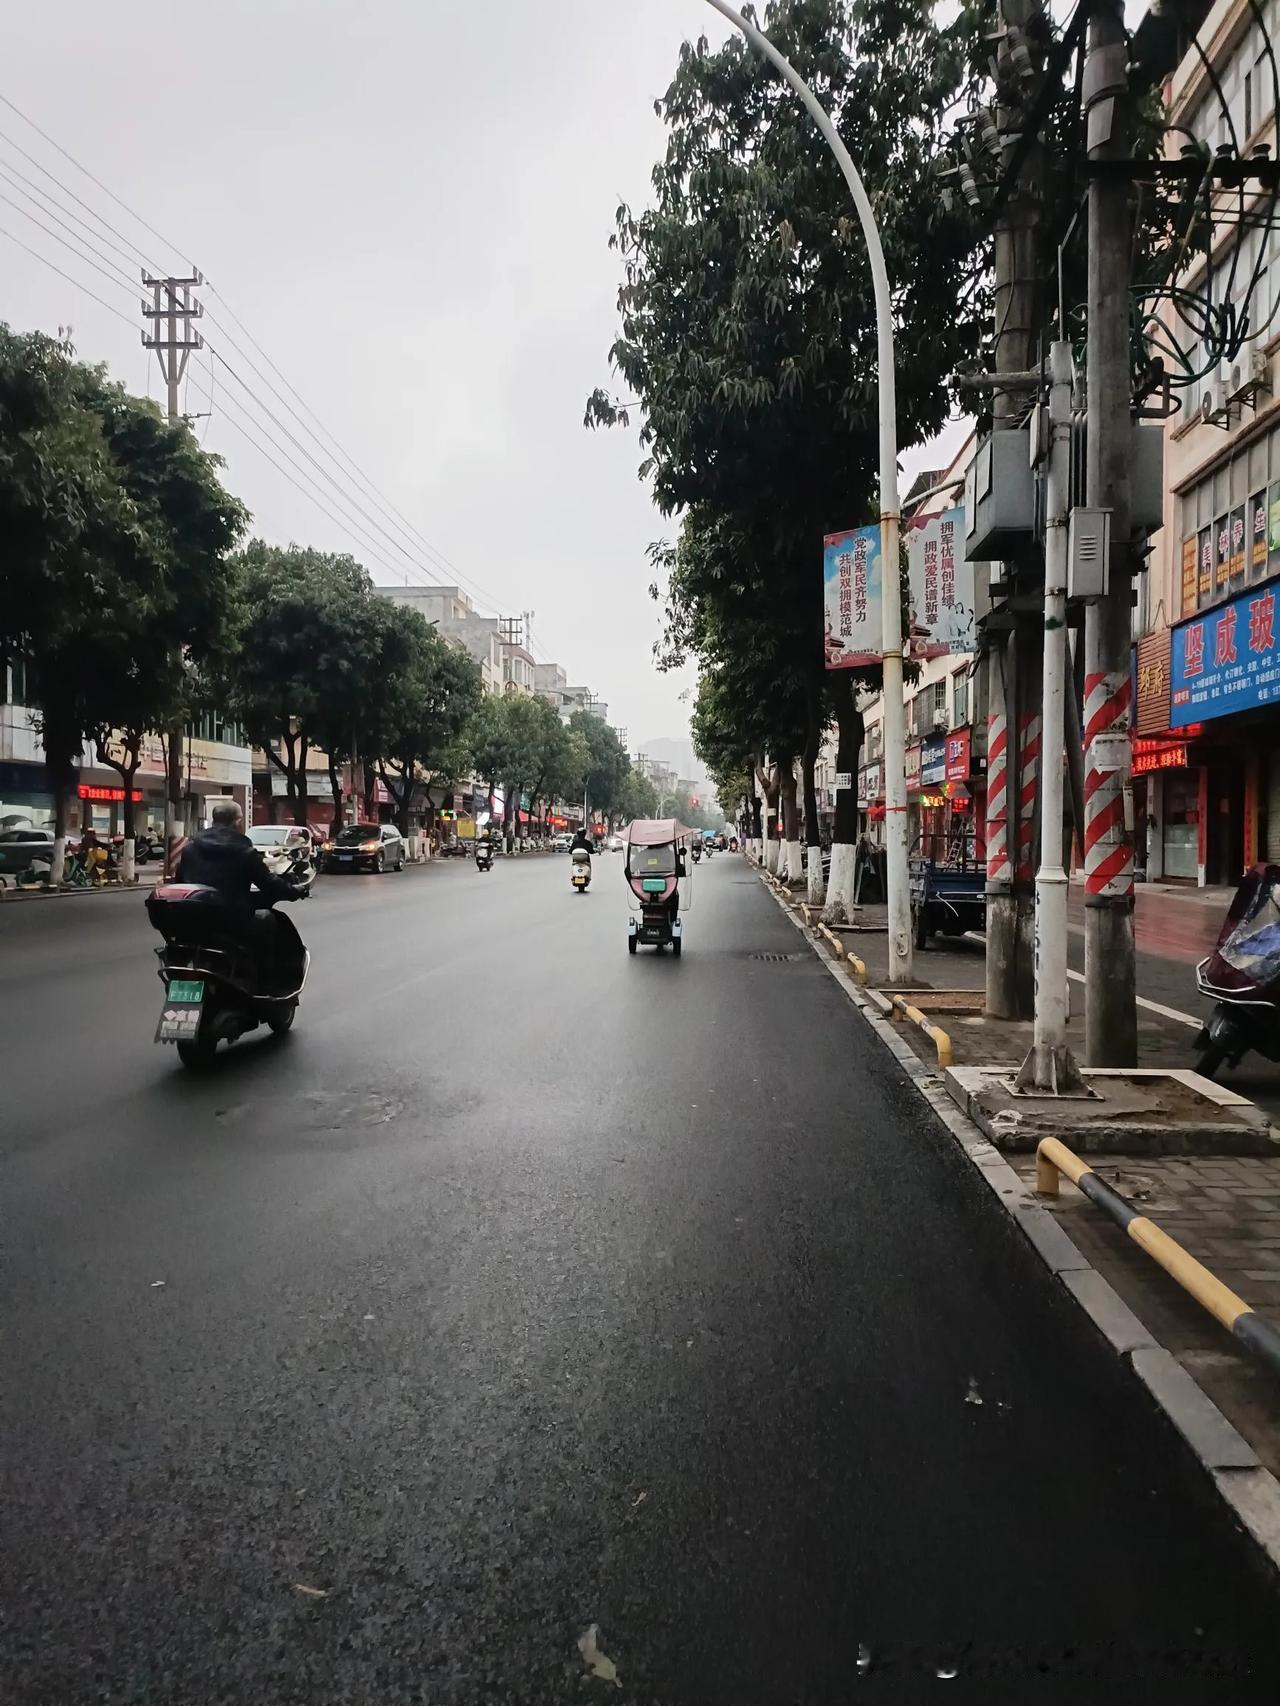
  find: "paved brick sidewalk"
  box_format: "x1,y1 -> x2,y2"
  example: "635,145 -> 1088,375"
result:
1008,1150 -> 1280,1477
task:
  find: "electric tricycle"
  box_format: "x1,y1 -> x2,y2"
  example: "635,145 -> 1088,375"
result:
624,819 -> 691,957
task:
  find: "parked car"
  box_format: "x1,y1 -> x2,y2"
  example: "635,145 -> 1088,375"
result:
320,822 -> 405,873
606,834 -> 623,853
0,827 -> 54,876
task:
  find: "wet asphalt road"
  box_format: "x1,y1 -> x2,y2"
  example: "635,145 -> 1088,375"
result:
3,853 -> 1279,1704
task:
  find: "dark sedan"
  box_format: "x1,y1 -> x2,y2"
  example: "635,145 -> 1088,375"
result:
319,822 -> 405,874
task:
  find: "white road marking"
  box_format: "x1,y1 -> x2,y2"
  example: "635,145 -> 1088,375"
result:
1064,968 -> 1202,1029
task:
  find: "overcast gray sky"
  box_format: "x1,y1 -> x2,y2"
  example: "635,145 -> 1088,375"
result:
2,1 -> 957,749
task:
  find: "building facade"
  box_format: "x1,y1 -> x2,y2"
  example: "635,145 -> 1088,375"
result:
858,441 -> 983,858
1136,0 -> 1280,885
2,660 -> 251,833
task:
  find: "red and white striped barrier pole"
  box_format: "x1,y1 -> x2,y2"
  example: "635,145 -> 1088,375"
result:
985,711 -> 1011,887
1083,670 -> 1132,901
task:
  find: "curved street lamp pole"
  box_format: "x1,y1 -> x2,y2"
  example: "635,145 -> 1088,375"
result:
700,0 -> 912,981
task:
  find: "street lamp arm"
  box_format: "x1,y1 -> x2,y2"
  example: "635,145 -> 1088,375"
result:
697,0 -> 911,977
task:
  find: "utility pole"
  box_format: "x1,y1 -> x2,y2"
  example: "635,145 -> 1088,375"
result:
1082,0 -> 1138,1065
984,0 -> 1044,1021
143,272 -> 204,875
1016,341 -> 1083,1092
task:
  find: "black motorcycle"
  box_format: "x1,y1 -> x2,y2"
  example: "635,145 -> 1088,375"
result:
1194,864 -> 1280,1079
146,883 -> 309,1069
475,842 -> 494,872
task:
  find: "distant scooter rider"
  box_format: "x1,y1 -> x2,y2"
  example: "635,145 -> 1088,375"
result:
176,802 -> 302,986
569,827 -> 593,862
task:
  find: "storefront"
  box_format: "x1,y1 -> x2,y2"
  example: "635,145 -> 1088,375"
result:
911,734 -> 947,851
0,729 -> 249,835
1167,576 -> 1280,884
857,760 -> 884,839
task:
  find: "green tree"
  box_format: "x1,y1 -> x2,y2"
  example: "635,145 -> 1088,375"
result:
82,382 -> 246,860
589,0 -> 979,913
614,766 -> 659,826
0,327 -> 246,870
375,612 -> 483,840
219,543 -> 376,827
569,709 -> 630,820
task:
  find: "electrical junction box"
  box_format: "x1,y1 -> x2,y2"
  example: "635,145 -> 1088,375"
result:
964,429 -> 1036,561
1067,506 -> 1111,600
1069,421 -> 1165,536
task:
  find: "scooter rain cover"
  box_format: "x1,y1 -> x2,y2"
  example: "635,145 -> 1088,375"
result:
1219,871 -> 1280,988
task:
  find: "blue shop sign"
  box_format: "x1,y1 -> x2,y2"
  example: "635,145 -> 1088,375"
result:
920,733 -> 947,785
1171,580 -> 1280,727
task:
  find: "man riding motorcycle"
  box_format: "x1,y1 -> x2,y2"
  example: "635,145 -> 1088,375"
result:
176,802 -> 303,984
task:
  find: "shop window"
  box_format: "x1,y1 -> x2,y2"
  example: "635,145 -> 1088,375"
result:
3,655 -> 29,705
1163,771 -> 1200,881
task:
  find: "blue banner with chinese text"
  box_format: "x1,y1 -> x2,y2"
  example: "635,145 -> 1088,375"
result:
1170,581 -> 1280,726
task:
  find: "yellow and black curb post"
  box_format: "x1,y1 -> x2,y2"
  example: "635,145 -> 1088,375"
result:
888,996 -> 953,1069
1036,1138 -> 1280,1381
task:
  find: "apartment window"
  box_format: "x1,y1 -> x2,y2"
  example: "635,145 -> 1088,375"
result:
1179,416 -> 1280,616
952,669 -> 969,728
931,680 -> 947,724
3,655 -> 29,705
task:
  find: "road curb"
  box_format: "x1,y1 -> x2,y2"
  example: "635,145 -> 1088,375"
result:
748,859 -> 1280,1579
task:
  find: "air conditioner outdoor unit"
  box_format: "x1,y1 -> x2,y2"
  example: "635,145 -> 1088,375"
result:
1250,348 -> 1271,386
1199,380 -> 1232,426
932,711 -> 950,732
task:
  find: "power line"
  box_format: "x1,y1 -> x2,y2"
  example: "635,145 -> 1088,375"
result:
0,223 -> 137,328
0,89 -> 571,664
0,93 -> 176,268
0,156 -> 146,277
0,187 -> 139,296
0,95 -> 523,623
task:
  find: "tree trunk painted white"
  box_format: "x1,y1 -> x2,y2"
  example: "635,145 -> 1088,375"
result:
822,841 -> 858,924
784,839 -> 804,884
764,837 -> 779,875
407,831 -> 422,862
807,848 -> 826,907
748,837 -> 761,863
49,837 -> 66,887
120,838 -> 136,884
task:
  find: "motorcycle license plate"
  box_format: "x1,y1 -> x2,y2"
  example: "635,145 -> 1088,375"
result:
156,978 -> 205,1043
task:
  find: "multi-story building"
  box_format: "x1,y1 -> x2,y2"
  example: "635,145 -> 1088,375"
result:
1135,0 -> 1280,884
859,440 -> 982,855
2,658 -> 252,833
375,584 -> 504,696
501,640 -> 537,697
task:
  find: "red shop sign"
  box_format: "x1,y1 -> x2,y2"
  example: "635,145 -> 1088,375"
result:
944,728 -> 971,782
77,784 -> 142,802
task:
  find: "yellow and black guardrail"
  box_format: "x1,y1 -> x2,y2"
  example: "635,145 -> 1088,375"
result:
1036,1137 -> 1280,1381
888,996 -> 953,1069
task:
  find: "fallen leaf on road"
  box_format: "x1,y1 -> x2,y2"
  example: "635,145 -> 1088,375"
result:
293,1583 -> 327,1598
150,1280 -> 166,1289
578,1624 -> 621,1688
964,1378 -> 983,1406
631,1490 -> 648,1509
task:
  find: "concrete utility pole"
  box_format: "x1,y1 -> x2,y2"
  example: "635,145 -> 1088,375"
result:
143,272 -> 204,875
1016,341 -> 1083,1093
984,0 -> 1044,1021
1082,0 -> 1138,1065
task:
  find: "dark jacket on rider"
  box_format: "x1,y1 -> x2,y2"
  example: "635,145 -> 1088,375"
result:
570,829 -> 593,856
176,826 -> 297,910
